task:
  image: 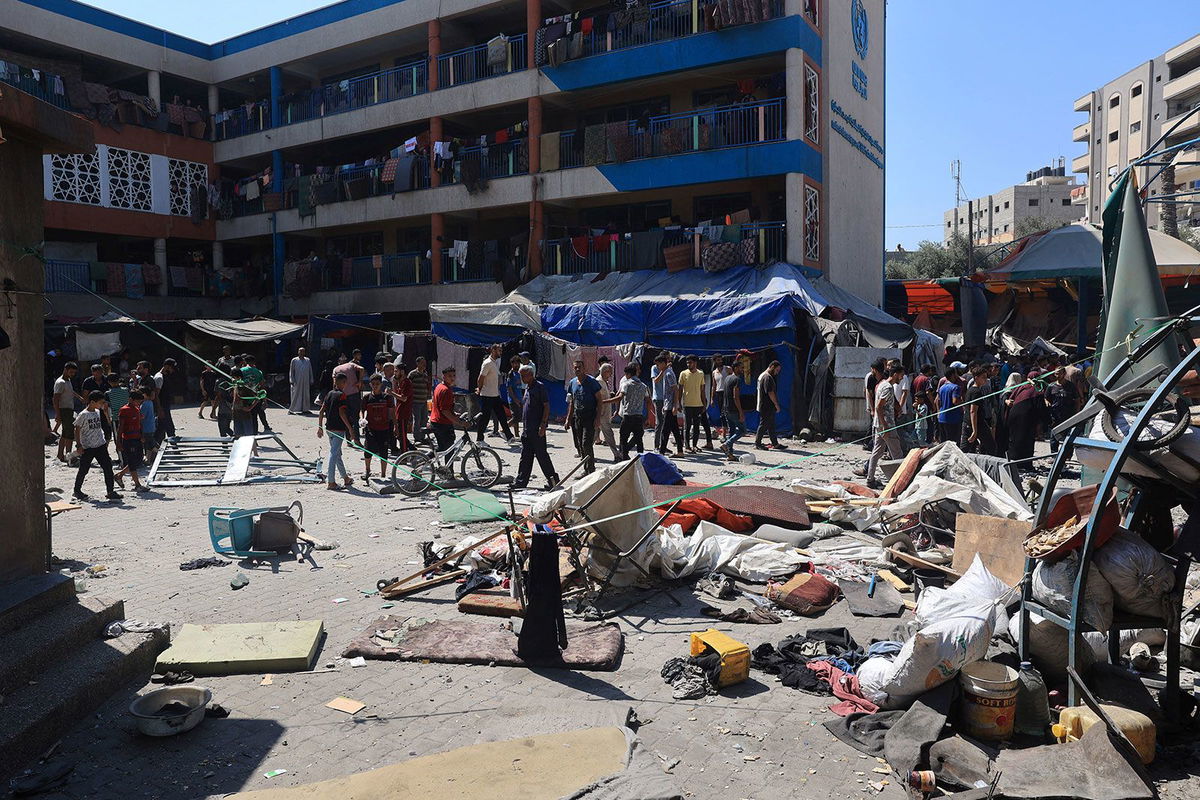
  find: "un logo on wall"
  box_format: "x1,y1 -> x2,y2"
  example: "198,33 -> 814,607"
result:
851,0 -> 869,60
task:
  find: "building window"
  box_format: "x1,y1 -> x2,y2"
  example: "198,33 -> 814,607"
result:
994,206 -> 999,213
804,0 -> 818,27
49,152 -> 101,206
1108,131 -> 1119,142
804,64 -> 820,145
1109,95 -> 1120,108
1004,201 -> 1010,209
1062,198 -> 1071,206
1130,121 -> 1141,134
167,158 -> 208,217
1004,224 -> 1009,232
803,184 -> 820,264
1131,84 -> 1142,98
106,148 -> 154,212
1028,198 -> 1039,206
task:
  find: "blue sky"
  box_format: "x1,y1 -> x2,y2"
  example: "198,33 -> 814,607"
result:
87,1 -> 1196,248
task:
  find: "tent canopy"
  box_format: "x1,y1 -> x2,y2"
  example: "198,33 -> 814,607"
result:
433,264 -> 912,350
187,318 -> 307,342
988,222 -> 1200,281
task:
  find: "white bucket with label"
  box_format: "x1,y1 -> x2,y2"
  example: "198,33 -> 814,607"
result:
959,661 -> 1019,741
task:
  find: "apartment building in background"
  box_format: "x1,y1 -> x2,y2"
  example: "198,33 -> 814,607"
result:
3,0 -> 887,326
1071,32 -> 1200,235
943,162 -> 1079,246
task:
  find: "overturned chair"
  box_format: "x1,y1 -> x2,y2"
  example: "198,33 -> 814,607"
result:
208,500 -> 310,561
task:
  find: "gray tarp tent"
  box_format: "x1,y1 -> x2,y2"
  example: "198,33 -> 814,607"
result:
186,318 -> 307,342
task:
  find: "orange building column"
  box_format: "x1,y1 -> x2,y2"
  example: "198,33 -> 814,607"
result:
526,0 -> 541,69
430,115 -> 443,187
427,19 -> 441,91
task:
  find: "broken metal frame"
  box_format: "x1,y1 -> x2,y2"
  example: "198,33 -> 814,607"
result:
147,434 -> 323,487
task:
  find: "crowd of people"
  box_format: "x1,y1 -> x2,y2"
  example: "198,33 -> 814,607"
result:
856,346 -> 1089,489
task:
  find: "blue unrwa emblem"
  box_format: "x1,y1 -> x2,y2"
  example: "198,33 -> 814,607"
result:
851,0 -> 869,60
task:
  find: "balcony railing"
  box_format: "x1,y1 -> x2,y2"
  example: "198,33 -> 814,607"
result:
216,102 -> 271,139
277,61 -> 428,127
442,140 -> 528,186
0,64 -> 70,111
438,35 -> 527,89
569,0 -> 782,61
229,159 -> 432,218
44,260 -> 91,293
542,222 -> 785,276
442,248 -> 498,282
558,98 -> 785,169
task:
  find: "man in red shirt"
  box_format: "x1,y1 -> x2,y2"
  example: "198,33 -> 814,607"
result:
390,367 -> 414,453
429,365 -> 467,452
113,390 -> 148,492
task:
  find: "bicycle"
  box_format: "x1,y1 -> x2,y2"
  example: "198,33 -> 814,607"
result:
390,414 -> 505,496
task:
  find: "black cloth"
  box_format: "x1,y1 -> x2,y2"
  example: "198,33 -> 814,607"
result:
75,446 -> 115,495
477,394 -> 513,441
654,399 -> 683,453
824,680 -> 958,779
516,527 -> 568,662
573,408 -> 597,474
180,556 -> 228,571
755,412 -> 779,447
685,406 -> 713,448
430,421 -> 456,452
455,570 -> 501,601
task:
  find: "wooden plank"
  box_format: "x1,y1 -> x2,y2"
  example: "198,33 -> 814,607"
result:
380,569 -> 466,598
879,448 -> 924,502
877,568 -> 911,593
885,547 -> 962,579
378,528 -> 508,593
458,589 -> 524,618
951,512 -> 1032,587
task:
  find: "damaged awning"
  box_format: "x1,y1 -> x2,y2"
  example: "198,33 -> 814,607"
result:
187,318 -> 307,342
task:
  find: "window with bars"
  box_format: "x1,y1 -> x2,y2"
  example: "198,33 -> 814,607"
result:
804,184 -> 820,264
168,158 -> 208,217
49,153 -> 102,206
804,64 -> 820,145
106,147 -> 153,212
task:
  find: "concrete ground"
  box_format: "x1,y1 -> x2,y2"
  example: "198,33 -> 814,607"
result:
36,403 -> 1199,799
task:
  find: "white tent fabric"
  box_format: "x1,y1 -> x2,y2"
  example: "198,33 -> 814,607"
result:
427,301 -> 543,331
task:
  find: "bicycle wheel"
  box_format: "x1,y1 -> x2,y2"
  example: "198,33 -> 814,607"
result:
1100,387 -> 1192,450
391,451 -> 435,496
459,444 -> 504,488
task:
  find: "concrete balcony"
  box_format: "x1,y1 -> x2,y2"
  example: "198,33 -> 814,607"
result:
1164,108 -> 1200,138
1072,152 -> 1091,174
1164,66 -> 1200,102
1166,33 -> 1200,68
1074,92 -> 1094,113
1073,121 -> 1091,142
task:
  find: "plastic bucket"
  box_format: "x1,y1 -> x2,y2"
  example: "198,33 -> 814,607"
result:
911,568 -> 946,600
959,661 -> 1019,741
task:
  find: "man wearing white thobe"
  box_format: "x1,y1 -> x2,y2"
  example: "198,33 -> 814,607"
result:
289,348 -> 314,414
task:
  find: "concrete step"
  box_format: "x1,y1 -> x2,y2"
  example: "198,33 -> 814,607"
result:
0,572 -> 75,636
0,627 -> 168,781
0,595 -> 125,696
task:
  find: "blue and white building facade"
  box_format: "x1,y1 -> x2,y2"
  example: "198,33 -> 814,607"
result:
4,0 -> 885,320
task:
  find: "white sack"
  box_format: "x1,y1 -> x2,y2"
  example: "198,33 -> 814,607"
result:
879,611 -> 995,709
1032,551 -> 1115,632
1008,612 -> 1096,681
789,480 -> 850,500
915,555 -> 1012,632
1093,531 -> 1175,619
857,656 -> 894,707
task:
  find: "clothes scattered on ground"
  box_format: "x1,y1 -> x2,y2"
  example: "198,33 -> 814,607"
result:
180,556 -> 229,571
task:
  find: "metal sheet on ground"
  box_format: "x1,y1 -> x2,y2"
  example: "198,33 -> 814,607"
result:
221,436 -> 256,483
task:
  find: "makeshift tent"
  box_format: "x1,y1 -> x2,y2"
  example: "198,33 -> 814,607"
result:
986,222 -> 1200,281
425,302 -> 542,347
187,319 -> 306,342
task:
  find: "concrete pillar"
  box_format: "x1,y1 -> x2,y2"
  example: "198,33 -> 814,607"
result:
528,96 -> 542,173
529,200 -> 544,277
212,241 -> 224,271
147,70 -> 161,109
154,237 -> 169,296
427,20 -> 441,92
526,0 -> 541,70
271,149 -> 284,193
785,48 -> 805,142
272,232 -> 285,307
207,84 -> 219,116
785,173 -> 806,267
269,65 -> 283,128
431,212 -> 444,283
430,115 -> 442,188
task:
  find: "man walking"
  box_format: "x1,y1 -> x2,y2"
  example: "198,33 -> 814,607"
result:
53,362 -> 81,463
430,365 -> 468,453
407,357 -> 431,443
595,360 -> 622,461
565,359 -> 603,475
476,343 -> 514,443
73,391 -> 122,501
718,368 -> 745,461
512,365 -> 559,490
679,355 -> 713,452
317,372 -> 356,490
241,355 -> 270,432
863,357 -> 886,451
651,353 -> 684,456
963,365 -> 997,455
754,360 -> 786,451
865,364 -> 905,489
215,345 -> 236,375
332,350 -> 366,427
289,347 -> 313,414
606,363 -> 650,458
153,358 -> 177,442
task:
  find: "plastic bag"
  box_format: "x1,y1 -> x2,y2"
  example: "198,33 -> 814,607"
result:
1093,531 -> 1175,619
857,656 -> 894,706
1032,551 -> 1115,632
916,555 -> 1012,632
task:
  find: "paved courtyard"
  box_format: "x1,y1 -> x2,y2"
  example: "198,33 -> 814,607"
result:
39,404 -> 1198,799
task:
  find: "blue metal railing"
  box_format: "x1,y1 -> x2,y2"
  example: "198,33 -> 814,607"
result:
0,64 -> 70,110
216,102 -> 271,139
230,158 -> 432,218
277,60 -> 428,128
557,97 -> 785,169
437,35 -> 527,88
44,260 -> 91,293
442,248 -> 495,282
442,140 -> 527,185
568,0 -> 783,61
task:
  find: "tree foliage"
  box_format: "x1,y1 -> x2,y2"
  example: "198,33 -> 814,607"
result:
887,233 -> 996,280
1013,215 -> 1070,239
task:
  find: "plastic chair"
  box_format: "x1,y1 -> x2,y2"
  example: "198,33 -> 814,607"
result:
208,506 -> 290,558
